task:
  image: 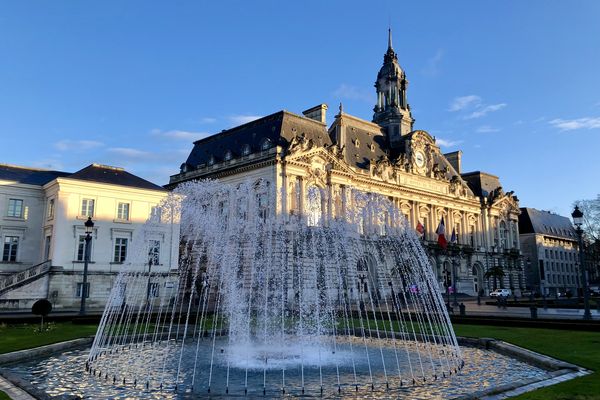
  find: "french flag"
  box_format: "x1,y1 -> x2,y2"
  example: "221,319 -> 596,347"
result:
416,221 -> 425,236
436,216 -> 447,249
450,228 -> 457,244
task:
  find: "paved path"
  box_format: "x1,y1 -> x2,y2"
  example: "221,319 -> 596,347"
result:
452,298 -> 600,319
0,376 -> 35,400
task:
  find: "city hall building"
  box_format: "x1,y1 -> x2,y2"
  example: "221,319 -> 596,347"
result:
168,32 -> 524,296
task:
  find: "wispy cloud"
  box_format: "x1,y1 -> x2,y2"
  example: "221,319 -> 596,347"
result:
476,125 -> 500,133
549,117 -> 600,131
422,49 -> 444,77
435,137 -> 463,147
332,84 -> 373,103
199,117 -> 217,124
54,140 -> 104,151
228,114 -> 262,126
108,147 -> 154,160
448,95 -> 481,112
464,103 -> 506,120
448,95 -> 506,119
151,129 -> 210,141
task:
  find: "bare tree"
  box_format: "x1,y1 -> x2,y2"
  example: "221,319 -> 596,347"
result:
574,195 -> 600,241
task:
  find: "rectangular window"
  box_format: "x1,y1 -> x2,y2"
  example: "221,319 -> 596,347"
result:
76,235 -> 93,261
117,202 -> 130,220
47,199 -> 55,219
114,238 -> 128,263
81,199 -> 95,217
148,239 -> 160,265
150,206 -> 161,221
7,199 -> 23,218
3,236 -> 19,262
76,282 -> 90,298
148,282 -> 160,298
44,235 -> 52,260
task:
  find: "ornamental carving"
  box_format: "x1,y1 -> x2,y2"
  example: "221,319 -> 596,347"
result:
287,133 -> 313,155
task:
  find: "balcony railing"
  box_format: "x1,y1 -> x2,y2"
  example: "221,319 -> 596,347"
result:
0,260 -> 51,294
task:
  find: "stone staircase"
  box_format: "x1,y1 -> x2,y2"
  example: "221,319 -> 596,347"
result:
0,260 -> 51,297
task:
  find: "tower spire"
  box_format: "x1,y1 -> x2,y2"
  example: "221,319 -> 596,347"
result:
373,29 -> 414,147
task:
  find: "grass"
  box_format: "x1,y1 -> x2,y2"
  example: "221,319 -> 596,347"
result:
453,324 -> 600,400
0,322 -> 98,355
0,391 -> 10,400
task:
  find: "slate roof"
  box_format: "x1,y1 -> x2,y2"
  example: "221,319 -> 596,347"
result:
0,163 -> 165,191
183,111 -> 331,169
0,164 -> 69,185
329,114 -> 388,170
519,207 -> 577,240
67,164 -> 166,191
461,171 -> 501,198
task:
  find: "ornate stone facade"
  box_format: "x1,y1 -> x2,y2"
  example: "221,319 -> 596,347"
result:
169,32 -> 524,296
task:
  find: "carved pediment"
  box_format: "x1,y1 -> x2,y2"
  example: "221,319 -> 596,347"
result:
285,145 -> 353,175
491,192 -> 520,215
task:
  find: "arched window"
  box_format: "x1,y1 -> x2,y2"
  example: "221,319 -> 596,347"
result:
242,144 -> 251,156
306,185 -> 322,227
261,139 -> 271,150
208,155 -> 215,166
224,150 -> 232,161
469,223 -> 476,247
499,220 -> 508,250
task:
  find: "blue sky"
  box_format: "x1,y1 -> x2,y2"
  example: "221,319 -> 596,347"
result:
1,1 -> 599,218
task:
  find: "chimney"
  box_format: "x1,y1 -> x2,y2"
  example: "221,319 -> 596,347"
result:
444,150 -> 462,174
302,104 -> 328,124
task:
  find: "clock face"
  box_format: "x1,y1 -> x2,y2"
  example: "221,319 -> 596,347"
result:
415,151 -> 425,168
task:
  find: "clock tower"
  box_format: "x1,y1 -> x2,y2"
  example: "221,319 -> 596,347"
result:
373,29 -> 414,149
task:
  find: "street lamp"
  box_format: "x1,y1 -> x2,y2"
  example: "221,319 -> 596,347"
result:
79,216 -> 94,316
572,205 -> 591,320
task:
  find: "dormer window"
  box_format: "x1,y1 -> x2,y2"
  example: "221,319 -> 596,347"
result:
208,156 -> 215,166
242,144 -> 251,156
261,139 -> 271,150
224,150 -> 232,161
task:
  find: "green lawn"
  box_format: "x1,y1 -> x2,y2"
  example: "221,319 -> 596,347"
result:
0,391 -> 10,400
0,322 -> 98,354
453,324 -> 600,400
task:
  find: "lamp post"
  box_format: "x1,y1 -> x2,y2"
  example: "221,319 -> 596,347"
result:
450,245 -> 461,307
146,258 -> 153,307
79,217 -> 94,316
572,205 -> 592,320
442,266 -> 451,308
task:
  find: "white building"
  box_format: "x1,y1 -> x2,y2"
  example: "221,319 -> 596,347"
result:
0,163 -> 179,310
519,207 -> 580,296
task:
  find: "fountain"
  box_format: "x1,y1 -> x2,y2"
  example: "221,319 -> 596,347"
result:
86,179 -> 464,396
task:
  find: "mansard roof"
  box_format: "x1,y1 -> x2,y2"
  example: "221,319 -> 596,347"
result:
519,207 -> 577,240
0,163 -> 164,191
66,164 -> 166,191
183,110 -> 331,169
0,164 -> 69,185
461,171 -> 501,198
328,112 -> 389,170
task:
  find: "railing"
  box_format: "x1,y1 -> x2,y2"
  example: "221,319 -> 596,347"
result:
0,260 -> 51,294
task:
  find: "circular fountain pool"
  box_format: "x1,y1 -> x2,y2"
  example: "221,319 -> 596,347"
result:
8,341 -> 550,399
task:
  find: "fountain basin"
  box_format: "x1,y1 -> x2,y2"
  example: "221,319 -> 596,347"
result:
3,337 -> 564,399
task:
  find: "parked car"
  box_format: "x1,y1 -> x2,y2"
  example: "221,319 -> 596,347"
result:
490,288 -> 512,298
521,290 -> 540,298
